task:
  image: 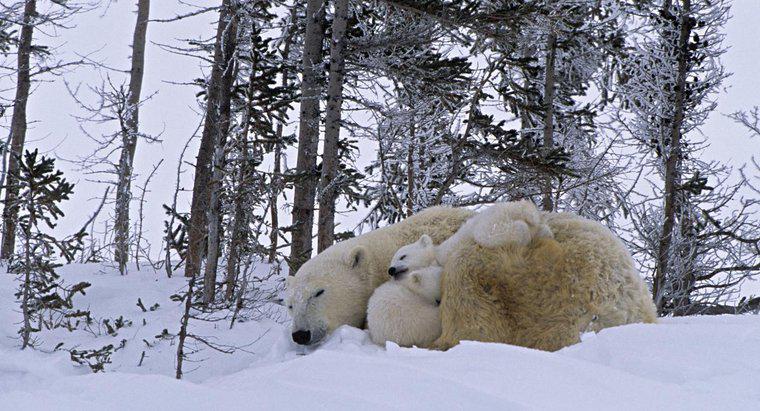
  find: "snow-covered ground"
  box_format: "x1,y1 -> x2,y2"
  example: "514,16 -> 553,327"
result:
1,264 -> 759,410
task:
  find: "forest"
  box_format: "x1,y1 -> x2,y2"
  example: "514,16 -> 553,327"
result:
0,0 -> 759,407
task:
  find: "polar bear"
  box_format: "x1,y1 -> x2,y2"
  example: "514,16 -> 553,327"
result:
285,206 -> 474,346
435,200 -> 553,266
403,266 -> 442,304
286,202 -> 657,350
386,201 -> 552,276
367,264 -> 442,347
432,211 -> 658,351
369,207 -> 548,348
386,234 -> 438,279
367,234 -> 443,347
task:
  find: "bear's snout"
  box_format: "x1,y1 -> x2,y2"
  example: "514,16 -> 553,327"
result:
388,266 -> 407,278
292,329 -> 311,345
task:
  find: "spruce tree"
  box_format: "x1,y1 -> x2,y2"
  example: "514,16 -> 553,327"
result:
6,150 -> 89,349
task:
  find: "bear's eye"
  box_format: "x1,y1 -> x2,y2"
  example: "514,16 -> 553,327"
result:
314,289 -> 325,298
400,255 -> 406,260
288,305 -> 293,310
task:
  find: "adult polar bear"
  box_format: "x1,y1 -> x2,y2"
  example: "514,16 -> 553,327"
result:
285,204 -> 656,349
286,207 -> 473,346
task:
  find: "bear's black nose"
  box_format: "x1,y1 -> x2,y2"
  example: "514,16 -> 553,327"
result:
388,266 -> 407,278
292,329 -> 311,345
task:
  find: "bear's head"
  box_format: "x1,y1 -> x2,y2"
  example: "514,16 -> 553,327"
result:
399,266 -> 442,305
286,245 -> 372,346
387,234 -> 437,279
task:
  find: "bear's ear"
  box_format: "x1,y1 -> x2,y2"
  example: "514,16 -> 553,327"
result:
284,275 -> 294,289
418,234 -> 433,248
346,245 -> 368,269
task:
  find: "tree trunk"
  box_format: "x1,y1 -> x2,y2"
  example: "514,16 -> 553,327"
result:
225,35 -> 260,301
289,0 -> 327,274
406,143 -> 414,216
541,29 -> 557,212
1,0 -> 36,259
406,113 -> 415,217
203,59 -> 239,304
202,15 -> 238,301
269,6 -> 297,264
185,0 -> 238,278
203,142 -> 225,305
114,0 -> 150,275
175,272 -> 196,379
653,0 -> 691,313
20,214 -> 33,349
317,0 -> 349,253
269,135 -> 281,264
224,162 -> 246,301
672,210 -> 697,314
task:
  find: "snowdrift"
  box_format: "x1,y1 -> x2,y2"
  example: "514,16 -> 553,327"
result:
1,264 -> 758,410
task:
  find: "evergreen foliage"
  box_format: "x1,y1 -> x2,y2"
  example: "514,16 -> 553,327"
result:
5,150 -> 90,349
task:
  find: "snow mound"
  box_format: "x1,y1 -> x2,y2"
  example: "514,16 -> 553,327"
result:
1,264 -> 759,410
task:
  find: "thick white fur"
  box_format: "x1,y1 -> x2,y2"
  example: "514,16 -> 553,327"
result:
367,265 -> 442,347
288,201 -> 655,351
405,266 -> 443,303
436,200 -> 553,265
286,202 -> 550,346
367,202 -> 552,348
388,234 -> 437,278
286,206 -> 474,345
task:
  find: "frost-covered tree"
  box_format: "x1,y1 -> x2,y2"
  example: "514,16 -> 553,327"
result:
220,0 -> 296,302
618,0 -> 758,314
289,0 -> 327,273
157,0 -> 298,302
357,0 -> 627,224
364,96 -> 459,225
361,60 -> 472,224
485,0 -> 629,219
113,0 -> 151,275
185,0 -> 240,280
350,3 -> 471,226
69,0 -> 156,275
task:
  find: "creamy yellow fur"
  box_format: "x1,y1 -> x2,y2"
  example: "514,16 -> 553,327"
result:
432,211 -> 657,351
288,202 -> 656,350
436,200 -> 552,265
287,206 -> 475,345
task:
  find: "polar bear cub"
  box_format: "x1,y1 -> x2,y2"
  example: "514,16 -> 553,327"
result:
435,200 -> 553,265
387,234 -> 442,303
367,235 -> 442,347
367,201 -> 552,348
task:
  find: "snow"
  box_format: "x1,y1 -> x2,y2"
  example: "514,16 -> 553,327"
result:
1,264 -> 759,410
